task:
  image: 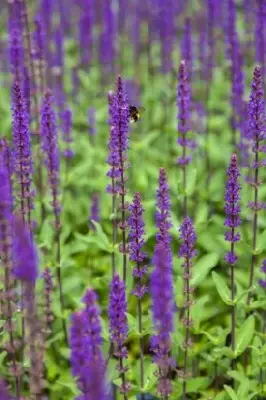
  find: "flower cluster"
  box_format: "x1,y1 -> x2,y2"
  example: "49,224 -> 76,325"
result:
108,274 -> 128,357
12,81 -> 33,223
150,242 -> 174,396
224,154 -> 241,265
40,90 -> 61,224
179,216 -> 198,265
70,288 -> 107,400
247,66 -> 266,211
128,192 -> 148,298
82,289 -> 103,362
177,60 -> 195,166
156,168 -> 172,246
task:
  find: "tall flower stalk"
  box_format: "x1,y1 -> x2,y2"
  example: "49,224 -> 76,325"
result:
179,217 -> 197,400
128,192 -> 147,393
246,66 -> 265,305
70,308 -> 107,400
0,379 -> 14,400
33,15 -> 46,95
0,153 -> 21,397
107,91 -> 118,277
11,80 -> 33,227
9,27 -> 23,80
226,0 -> 244,147
156,168 -> 172,248
109,76 -> 130,282
177,60 -> 193,217
19,0 -> 40,132
255,0 -> 265,77
109,274 -> 129,399
151,242 -> 174,398
224,154 -> 241,361
40,90 -> 67,343
116,76 -> 130,282
12,217 -> 43,398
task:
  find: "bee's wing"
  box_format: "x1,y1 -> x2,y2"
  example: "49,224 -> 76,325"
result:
138,106 -> 146,113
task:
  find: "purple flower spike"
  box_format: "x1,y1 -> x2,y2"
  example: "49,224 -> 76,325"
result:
247,66 -> 265,144
41,90 -> 61,224
33,15 -> 45,62
70,312 -> 92,395
0,379 -> 14,400
156,168 -> 172,247
113,75 -> 130,154
258,260 -> 266,288
109,274 -> 128,355
9,28 -> 23,79
255,0 -> 265,76
108,273 -> 130,394
129,192 -> 148,297
150,242 -> 174,397
179,216 -> 197,397
179,216 -> 198,263
106,92 -> 119,190
12,217 -> 38,283
79,7 -> 93,67
207,0 -> 215,81
12,81 -> 33,223
177,60 -> 195,167
247,66 -> 266,304
224,154 -> 241,265
181,18 -> 193,79
82,289 -> 103,362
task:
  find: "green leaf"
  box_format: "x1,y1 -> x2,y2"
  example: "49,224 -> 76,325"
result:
224,385 -> 239,400
235,286 -> 256,304
237,379 -> 250,399
143,363 -> 157,392
247,299 -> 266,311
235,315 -> 255,356
191,253 -> 219,287
186,377 -> 210,392
126,313 -> 139,335
214,391 -> 227,400
212,271 -> 232,305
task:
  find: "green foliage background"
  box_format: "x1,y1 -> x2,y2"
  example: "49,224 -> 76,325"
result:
0,4 -> 266,399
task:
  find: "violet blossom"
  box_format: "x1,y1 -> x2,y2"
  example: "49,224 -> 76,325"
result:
224,154 -> 241,265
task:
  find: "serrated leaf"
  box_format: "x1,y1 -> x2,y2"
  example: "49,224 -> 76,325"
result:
212,271 -> 232,305
235,315 -> 255,356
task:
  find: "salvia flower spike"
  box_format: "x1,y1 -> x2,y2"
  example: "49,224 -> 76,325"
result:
0,152 -> 21,396
12,80 -> 33,227
109,273 -> 130,396
151,242 -> 174,397
128,192 -> 147,390
179,216 -> 197,399
247,66 -> 266,305
12,217 -> 43,397
224,153 -> 241,357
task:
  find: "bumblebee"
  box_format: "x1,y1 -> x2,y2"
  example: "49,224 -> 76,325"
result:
129,105 -> 145,123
